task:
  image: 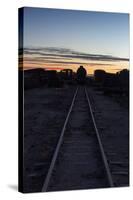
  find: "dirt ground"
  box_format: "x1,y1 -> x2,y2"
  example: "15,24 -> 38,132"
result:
23,86 -> 76,192
89,87 -> 129,187
23,85 -> 129,192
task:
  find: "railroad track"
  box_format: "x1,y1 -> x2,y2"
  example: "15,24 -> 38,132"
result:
41,86 -> 114,192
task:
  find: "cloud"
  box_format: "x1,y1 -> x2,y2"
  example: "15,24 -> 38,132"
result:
20,47 -> 129,66
24,56 -> 115,66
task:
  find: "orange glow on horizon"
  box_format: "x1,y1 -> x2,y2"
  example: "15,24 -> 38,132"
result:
20,60 -> 129,75
19,54 -> 129,75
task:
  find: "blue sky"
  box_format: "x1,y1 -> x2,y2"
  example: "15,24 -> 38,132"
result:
22,7 -> 129,74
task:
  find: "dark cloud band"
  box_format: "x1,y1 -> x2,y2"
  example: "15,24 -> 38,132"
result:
20,47 -> 129,65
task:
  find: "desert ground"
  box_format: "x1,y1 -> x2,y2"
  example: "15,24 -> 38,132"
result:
23,85 -> 129,192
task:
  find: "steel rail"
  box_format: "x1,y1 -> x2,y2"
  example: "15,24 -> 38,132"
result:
85,87 -> 114,187
41,87 -> 79,192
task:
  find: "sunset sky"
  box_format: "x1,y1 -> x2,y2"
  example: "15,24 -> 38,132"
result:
20,7 -> 129,75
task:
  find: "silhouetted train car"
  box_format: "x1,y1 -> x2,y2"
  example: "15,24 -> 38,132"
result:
60,69 -> 73,80
117,69 -> 129,94
118,69 -> 129,87
94,69 -> 129,95
94,70 -> 106,84
59,69 -> 76,85
24,68 -> 46,90
93,70 -> 106,89
76,66 -> 87,85
46,70 -> 63,88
